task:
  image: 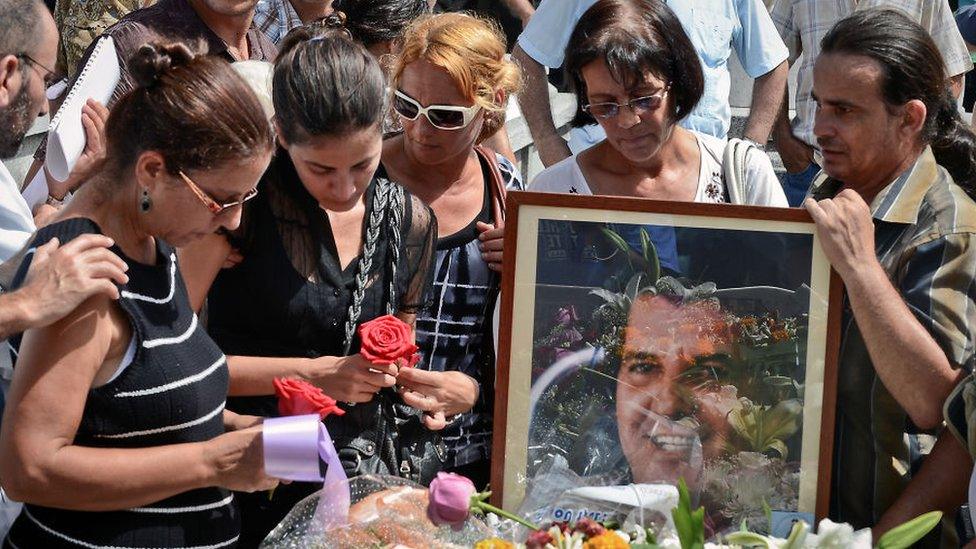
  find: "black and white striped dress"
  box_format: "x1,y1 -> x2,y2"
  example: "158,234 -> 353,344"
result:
3,218 -> 238,549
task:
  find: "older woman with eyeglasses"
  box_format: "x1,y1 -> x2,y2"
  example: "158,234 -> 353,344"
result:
0,42 -> 278,549
526,0 -> 785,286
529,0 -> 786,207
380,12 -> 521,488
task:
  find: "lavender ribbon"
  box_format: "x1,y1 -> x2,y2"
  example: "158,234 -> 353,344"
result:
263,415 -> 350,528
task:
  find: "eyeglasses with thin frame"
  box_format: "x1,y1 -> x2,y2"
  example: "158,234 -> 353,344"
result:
178,170 -> 258,215
582,85 -> 671,120
392,89 -> 481,131
16,53 -> 58,86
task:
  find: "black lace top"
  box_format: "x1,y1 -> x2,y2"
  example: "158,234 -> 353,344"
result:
206,151 -> 439,454
208,154 -> 437,402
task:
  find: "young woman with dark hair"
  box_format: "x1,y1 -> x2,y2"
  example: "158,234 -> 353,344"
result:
0,41 -> 277,548
179,27 -> 438,545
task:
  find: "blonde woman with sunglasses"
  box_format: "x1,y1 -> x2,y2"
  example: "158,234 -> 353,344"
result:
380,12 -> 522,489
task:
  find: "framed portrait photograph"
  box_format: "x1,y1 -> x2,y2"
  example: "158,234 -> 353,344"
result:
491,192 -> 842,536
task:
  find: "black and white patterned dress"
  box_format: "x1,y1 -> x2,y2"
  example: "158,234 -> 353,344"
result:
414,153 -> 523,476
3,218 -> 237,549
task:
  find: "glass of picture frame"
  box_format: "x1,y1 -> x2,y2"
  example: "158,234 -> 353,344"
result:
491,192 -> 842,537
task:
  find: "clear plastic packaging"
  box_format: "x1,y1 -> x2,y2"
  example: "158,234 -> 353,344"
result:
260,475 -> 492,548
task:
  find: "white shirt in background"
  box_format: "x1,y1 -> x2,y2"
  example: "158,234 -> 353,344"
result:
529,132 -> 788,207
0,162 -> 35,264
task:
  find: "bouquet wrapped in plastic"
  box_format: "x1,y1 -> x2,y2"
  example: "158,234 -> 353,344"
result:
260,475 -> 493,548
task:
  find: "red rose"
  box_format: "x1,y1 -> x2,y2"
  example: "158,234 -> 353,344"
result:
573,517 -> 606,538
273,378 -> 346,419
358,314 -> 420,367
526,529 -> 555,549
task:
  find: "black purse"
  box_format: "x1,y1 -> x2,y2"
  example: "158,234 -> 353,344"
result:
332,395 -> 447,484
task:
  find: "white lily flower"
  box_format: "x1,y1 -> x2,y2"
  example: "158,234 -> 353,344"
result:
806,519 -> 872,548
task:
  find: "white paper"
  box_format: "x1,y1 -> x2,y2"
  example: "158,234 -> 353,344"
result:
45,36 -> 120,182
20,169 -> 48,211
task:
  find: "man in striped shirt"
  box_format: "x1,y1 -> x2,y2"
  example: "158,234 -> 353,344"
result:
772,0 -> 973,206
802,9 -> 976,545
253,0 -> 331,45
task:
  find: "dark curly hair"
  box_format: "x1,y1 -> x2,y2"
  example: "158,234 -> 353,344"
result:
105,41 -> 274,175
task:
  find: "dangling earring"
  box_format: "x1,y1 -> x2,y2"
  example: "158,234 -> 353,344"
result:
140,188 -> 152,213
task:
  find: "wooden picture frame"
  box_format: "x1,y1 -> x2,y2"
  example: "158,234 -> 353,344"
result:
491,192 -> 842,535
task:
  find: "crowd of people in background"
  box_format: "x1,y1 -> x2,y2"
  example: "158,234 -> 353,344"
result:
2,0 -> 976,547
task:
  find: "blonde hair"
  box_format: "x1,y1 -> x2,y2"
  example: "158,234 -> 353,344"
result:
392,12 -> 522,141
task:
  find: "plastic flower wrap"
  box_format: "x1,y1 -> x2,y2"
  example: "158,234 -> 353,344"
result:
260,475 -> 493,548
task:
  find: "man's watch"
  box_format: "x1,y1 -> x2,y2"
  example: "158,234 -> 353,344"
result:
45,191 -> 71,207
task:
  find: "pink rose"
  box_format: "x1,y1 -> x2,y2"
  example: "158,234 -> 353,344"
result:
426,472 -> 476,528
554,306 -> 579,327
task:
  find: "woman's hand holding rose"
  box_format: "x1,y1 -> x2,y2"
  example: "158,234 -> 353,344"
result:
306,354 -> 398,404
397,368 -> 480,430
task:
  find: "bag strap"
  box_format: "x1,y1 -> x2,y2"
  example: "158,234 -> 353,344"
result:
721,138 -> 757,205
474,145 -> 507,225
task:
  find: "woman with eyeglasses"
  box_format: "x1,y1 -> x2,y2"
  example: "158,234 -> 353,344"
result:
527,0 -> 785,288
0,42 -> 278,549
529,0 -> 786,206
380,12 -> 522,489
178,28 -> 438,545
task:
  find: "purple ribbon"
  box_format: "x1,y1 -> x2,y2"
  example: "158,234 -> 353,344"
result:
263,415 -> 349,528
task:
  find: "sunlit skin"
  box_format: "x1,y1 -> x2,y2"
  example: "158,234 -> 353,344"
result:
154,156 -> 270,247
189,0 -> 259,60
396,59 -> 486,169
194,0 -> 258,16
278,126 -> 384,270
383,59 -> 491,238
812,53 -> 923,201
61,151 -> 272,254
582,60 -> 675,164
616,295 -> 737,492
281,126 -> 384,213
576,59 -> 701,201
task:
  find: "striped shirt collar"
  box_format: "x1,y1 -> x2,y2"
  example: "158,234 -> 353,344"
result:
809,146 -> 938,225
254,0 -> 303,44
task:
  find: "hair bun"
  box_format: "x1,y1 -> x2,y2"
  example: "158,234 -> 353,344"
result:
326,10 -> 348,27
301,11 -> 353,44
130,42 -> 198,89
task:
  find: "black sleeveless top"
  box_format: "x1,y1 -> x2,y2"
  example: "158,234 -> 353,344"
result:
4,218 -> 237,549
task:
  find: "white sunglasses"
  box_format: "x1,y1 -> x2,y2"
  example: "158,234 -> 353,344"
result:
392,89 -> 482,130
